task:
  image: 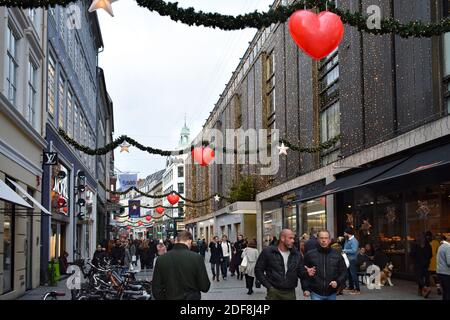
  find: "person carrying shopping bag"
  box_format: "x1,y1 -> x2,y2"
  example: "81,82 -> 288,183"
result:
240,240 -> 259,295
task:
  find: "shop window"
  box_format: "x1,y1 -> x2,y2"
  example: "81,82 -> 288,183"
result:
262,201 -> 282,247
51,163 -> 70,216
300,198 -> 326,235
283,204 -> 297,234
2,178 -> 15,293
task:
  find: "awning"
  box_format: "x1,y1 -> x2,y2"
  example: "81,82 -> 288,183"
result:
361,143 -> 450,187
0,179 -> 33,208
318,158 -> 408,197
6,178 -> 51,215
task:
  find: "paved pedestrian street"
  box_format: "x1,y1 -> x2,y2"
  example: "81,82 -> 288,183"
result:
18,255 -> 442,301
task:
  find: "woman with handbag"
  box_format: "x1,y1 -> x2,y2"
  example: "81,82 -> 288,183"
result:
240,240 -> 259,295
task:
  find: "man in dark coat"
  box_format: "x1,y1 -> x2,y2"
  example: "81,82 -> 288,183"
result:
302,230 -> 347,300
232,235 -> 247,279
199,239 -> 207,259
410,233 -> 433,297
209,236 -> 223,282
255,229 -> 311,300
304,228 -> 320,254
111,239 -> 125,266
152,231 -> 210,300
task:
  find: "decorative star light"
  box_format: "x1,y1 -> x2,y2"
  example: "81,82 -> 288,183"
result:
277,143 -> 289,155
89,0 -> 118,17
119,141 -> 130,153
132,205 -> 137,210
214,194 -> 220,202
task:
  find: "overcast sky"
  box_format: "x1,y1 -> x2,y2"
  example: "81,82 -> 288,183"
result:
97,0 -> 272,179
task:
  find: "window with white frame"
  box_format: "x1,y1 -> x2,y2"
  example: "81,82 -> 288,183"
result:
6,25 -> 19,106
27,60 -> 38,128
48,55 -> 56,117
67,89 -> 73,137
28,8 -> 37,25
58,73 -> 66,129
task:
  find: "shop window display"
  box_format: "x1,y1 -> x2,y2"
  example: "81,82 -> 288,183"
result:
300,198 -> 326,236
262,201 -> 282,247
283,204 -> 297,234
51,163 -> 70,216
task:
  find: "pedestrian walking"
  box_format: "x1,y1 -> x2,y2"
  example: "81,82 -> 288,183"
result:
437,234 -> 450,300
410,233 -> 433,298
232,234 -> 247,280
304,228 -> 320,254
209,236 -> 223,282
92,244 -> 106,267
111,239 -> 125,266
199,239 -> 207,260
303,230 -> 347,300
427,231 -> 442,295
241,240 -> 259,295
342,227 -> 360,295
220,235 -> 232,280
152,231 -> 211,300
255,229 -> 309,300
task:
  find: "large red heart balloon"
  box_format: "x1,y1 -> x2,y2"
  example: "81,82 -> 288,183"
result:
192,147 -> 215,166
155,207 -> 165,214
167,194 -> 180,205
288,10 -> 344,60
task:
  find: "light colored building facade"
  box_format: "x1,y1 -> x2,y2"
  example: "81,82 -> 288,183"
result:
0,6 -> 47,299
41,2 -> 103,284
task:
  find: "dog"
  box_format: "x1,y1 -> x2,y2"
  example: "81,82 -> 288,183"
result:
380,262 -> 394,286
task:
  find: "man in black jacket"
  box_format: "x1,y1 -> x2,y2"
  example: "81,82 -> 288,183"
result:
152,231 -> 211,300
255,229 -> 312,300
209,236 -> 223,282
302,230 -> 347,300
304,228 -> 320,254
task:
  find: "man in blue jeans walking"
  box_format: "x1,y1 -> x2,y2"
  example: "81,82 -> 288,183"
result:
343,227 -> 360,295
302,230 -> 347,300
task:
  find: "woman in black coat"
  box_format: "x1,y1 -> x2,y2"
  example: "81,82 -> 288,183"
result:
209,236 -> 223,282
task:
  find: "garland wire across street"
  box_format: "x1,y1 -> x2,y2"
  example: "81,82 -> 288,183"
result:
1,0 -> 449,37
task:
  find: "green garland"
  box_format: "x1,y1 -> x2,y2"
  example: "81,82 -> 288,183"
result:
136,0 -> 450,38
99,181 -> 225,204
59,128 -> 340,158
1,0 -> 449,37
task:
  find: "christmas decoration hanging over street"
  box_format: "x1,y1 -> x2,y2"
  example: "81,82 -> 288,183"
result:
119,141 -> 131,153
192,146 -> 215,167
89,0 -> 118,17
288,10 -> 344,60
155,207 -> 165,214
167,193 -> 180,205
2,0 -> 450,38
277,142 -> 289,156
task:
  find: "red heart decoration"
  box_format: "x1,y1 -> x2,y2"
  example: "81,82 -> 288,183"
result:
167,194 -> 180,205
288,10 -> 344,60
138,221 -> 143,226
192,147 -> 215,166
155,207 -> 165,214
146,215 -> 151,221
127,226 -> 132,230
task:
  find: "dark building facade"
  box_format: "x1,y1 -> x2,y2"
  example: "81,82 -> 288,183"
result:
185,0 -> 450,279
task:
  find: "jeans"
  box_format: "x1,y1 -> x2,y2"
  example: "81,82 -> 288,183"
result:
221,256 -> 230,278
348,259 -> 360,290
438,274 -> 450,300
211,263 -> 220,278
311,292 -> 337,300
